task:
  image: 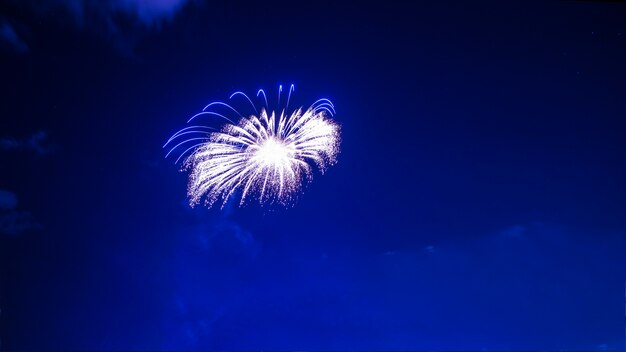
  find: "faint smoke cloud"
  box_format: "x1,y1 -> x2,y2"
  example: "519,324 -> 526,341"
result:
6,0 -> 193,54
113,0 -> 190,25
0,190 -> 18,210
0,190 -> 41,237
0,131 -> 56,156
0,20 -> 29,53
26,0 -> 192,28
0,210 -> 41,237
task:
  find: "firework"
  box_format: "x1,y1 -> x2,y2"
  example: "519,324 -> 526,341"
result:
164,85 -> 340,208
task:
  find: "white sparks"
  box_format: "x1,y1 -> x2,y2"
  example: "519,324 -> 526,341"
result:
165,86 -> 340,208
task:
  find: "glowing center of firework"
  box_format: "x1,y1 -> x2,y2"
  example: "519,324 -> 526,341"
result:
254,137 -> 293,167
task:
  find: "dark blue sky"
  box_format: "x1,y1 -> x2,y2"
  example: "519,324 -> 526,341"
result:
1,1 -> 625,350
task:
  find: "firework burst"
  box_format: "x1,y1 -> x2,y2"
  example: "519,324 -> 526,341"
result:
164,85 -> 340,208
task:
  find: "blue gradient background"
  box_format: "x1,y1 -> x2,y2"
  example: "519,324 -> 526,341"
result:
0,1 -> 625,350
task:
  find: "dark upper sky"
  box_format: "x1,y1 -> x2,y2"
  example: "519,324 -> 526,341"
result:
1,1 -> 625,350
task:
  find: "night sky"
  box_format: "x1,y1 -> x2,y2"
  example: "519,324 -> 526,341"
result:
1,1 -> 625,350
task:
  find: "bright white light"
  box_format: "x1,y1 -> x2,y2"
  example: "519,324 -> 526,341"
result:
253,138 -> 293,168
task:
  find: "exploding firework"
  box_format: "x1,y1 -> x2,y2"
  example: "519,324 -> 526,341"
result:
164,85 -> 340,208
